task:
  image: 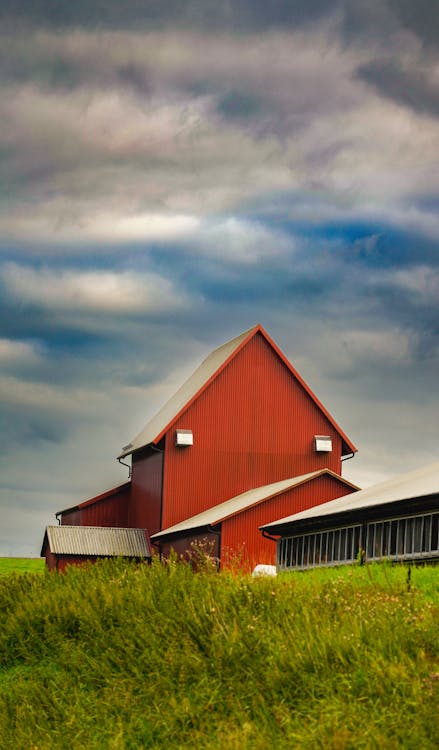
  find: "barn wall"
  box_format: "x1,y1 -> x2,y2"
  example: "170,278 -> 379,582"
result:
221,474 -> 356,571
129,446 -> 163,535
60,485 -> 131,527
162,332 -> 344,528
45,549 -> 57,571
61,509 -> 81,525
158,530 -> 219,563
80,485 -> 131,527
54,555 -> 96,572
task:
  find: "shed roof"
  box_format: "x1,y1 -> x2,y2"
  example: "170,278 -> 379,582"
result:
262,460 -> 439,533
151,470 -> 359,540
119,324 -> 357,458
41,526 -> 151,558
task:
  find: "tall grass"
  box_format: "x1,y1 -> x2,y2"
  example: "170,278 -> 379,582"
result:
0,560 -> 437,749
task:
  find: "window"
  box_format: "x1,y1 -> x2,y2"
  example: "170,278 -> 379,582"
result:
277,511 -> 439,570
278,523 -> 362,570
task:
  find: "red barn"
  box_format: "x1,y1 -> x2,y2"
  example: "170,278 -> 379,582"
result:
50,325 -> 358,570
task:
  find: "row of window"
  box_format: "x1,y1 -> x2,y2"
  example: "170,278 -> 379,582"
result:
277,511 -> 439,570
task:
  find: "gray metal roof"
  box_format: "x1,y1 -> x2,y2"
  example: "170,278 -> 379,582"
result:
262,460 -> 439,531
41,526 -> 151,557
152,470 -> 358,539
118,326 -> 255,458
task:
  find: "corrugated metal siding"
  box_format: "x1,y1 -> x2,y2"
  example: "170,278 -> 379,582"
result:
46,526 -> 151,557
59,484 -> 130,527
162,332 -> 343,529
80,485 -> 130,527
221,474 -> 356,571
129,446 -> 163,534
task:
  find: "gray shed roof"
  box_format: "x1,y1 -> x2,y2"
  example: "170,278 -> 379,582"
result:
262,460 -> 439,532
152,470 -> 359,540
118,326 -> 255,458
41,526 -> 151,558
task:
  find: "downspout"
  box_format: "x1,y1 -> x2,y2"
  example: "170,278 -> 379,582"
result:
341,452 -> 355,463
118,456 -> 132,478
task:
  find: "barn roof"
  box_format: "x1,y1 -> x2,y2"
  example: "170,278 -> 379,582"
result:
151,470 -> 359,540
119,324 -> 357,458
41,526 -> 151,558
261,460 -> 439,533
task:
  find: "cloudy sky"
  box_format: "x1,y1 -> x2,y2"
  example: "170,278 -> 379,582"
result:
1,1 -> 438,556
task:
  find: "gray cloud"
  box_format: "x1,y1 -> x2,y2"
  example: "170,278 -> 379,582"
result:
0,1 -> 337,32
357,58 -> 439,117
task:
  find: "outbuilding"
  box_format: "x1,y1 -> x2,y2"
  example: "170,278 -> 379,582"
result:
41,525 -> 151,572
261,461 -> 439,570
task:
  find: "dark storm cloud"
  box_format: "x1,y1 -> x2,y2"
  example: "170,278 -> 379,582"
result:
2,1 -> 437,50
357,59 -> 439,118
388,0 -> 439,50
0,0 -> 336,32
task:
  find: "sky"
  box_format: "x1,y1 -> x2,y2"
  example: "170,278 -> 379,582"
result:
1,0 -> 438,556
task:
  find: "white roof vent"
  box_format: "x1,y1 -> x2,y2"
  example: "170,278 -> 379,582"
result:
314,435 -> 332,453
175,429 -> 193,447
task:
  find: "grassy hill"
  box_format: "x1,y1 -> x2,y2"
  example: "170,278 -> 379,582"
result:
0,558 -> 437,749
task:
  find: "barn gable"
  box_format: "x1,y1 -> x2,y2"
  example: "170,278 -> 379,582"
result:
159,328 -> 356,527
119,325 -> 356,459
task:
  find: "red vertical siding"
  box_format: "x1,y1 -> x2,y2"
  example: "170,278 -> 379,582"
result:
129,446 -> 163,535
220,474 -> 355,571
45,549 -> 57,571
80,486 -> 130,527
60,484 -> 131,527
162,332 -> 344,528
61,509 -> 81,525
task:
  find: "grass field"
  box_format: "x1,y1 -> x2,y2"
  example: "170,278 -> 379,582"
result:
0,557 -> 44,575
0,558 -> 437,749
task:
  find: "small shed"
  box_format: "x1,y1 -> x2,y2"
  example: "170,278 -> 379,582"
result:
41,525 -> 151,571
261,461 -> 439,570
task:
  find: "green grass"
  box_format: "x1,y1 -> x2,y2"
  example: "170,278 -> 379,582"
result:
0,558 -> 44,575
0,559 -> 437,749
